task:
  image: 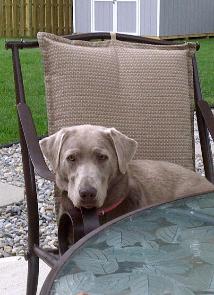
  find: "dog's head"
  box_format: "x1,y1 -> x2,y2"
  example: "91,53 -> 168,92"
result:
40,125 -> 137,208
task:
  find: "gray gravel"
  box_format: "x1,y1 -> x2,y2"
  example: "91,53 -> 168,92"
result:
0,116 -> 213,257
0,145 -> 57,258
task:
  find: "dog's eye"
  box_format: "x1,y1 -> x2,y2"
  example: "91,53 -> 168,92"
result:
67,154 -> 76,162
97,154 -> 108,161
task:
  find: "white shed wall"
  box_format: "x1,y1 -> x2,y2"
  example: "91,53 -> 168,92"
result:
140,0 -> 157,36
159,0 -> 214,37
73,0 -> 214,37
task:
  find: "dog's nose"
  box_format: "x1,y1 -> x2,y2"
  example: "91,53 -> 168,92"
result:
79,187 -> 97,200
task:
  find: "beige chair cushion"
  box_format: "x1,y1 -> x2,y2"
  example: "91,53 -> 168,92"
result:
37,32 -> 196,170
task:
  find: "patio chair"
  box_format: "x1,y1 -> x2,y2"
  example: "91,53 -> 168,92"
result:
5,32 -> 214,295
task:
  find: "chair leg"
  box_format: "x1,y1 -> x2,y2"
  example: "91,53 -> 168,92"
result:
11,47 -> 40,294
26,256 -> 39,295
20,141 -> 40,294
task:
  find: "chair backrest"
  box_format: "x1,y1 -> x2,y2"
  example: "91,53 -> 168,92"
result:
37,32 -> 196,171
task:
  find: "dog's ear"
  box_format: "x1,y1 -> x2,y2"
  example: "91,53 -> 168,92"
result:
107,128 -> 138,174
39,129 -> 66,171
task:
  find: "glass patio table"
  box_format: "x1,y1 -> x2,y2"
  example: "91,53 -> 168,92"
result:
40,191 -> 214,295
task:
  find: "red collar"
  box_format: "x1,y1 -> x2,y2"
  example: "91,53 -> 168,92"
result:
97,197 -> 126,216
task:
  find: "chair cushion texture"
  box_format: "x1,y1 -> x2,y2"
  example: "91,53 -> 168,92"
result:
37,32 -> 196,170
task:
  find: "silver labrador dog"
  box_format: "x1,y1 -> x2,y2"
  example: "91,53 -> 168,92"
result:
40,125 -> 214,221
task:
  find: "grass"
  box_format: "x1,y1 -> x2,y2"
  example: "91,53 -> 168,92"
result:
0,37 -> 213,145
195,38 -> 214,106
0,38 -> 47,145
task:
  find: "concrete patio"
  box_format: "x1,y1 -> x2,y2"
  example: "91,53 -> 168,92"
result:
0,256 -> 50,295
0,182 -> 50,294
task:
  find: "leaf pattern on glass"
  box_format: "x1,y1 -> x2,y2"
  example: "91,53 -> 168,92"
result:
104,246 -> 164,264
93,222 -> 156,247
140,239 -> 159,250
147,274 -> 194,295
89,273 -> 131,294
92,230 -> 110,245
53,272 -> 95,295
164,208 -> 203,227
130,218 -> 160,232
171,264 -> 214,292
185,199 -> 201,210
129,273 -> 148,295
193,208 -> 214,218
194,242 -> 214,265
104,226 -> 157,249
130,270 -> 194,295
132,261 -> 190,278
73,248 -> 119,274
133,266 -> 161,276
156,225 -> 182,243
186,193 -> 214,209
51,192 -> 214,295
154,260 -> 190,275
115,222 -> 155,240
181,226 -> 214,242
105,228 -> 140,248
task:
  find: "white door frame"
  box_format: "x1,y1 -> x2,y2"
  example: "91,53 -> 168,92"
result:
157,0 -> 160,37
73,0 -> 76,33
91,0 -> 140,35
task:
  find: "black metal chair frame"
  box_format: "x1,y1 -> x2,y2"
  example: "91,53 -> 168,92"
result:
5,32 -> 214,295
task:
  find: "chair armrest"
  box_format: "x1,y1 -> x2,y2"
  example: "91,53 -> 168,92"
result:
197,100 -> 214,141
17,103 -> 55,181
